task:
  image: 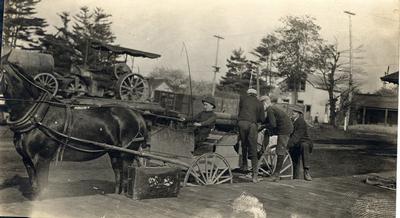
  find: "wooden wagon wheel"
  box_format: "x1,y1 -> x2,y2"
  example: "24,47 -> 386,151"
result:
33,72 -> 59,96
115,73 -> 149,101
258,146 -> 293,179
183,153 -> 233,186
256,129 -> 293,179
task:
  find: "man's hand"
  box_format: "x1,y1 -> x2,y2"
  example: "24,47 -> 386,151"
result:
193,122 -> 202,127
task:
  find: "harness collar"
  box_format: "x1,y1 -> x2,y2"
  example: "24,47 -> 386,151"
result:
7,92 -> 51,133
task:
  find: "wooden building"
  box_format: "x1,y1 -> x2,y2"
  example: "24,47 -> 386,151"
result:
352,93 -> 398,126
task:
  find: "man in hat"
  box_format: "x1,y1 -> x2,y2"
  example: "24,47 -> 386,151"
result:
192,96 -> 217,147
259,95 -> 293,182
237,88 -> 265,183
288,106 -> 313,181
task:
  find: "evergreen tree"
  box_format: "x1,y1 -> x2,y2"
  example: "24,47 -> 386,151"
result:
41,12 -> 75,71
72,6 -> 116,67
218,48 -> 250,94
252,34 -> 279,88
3,0 -> 48,49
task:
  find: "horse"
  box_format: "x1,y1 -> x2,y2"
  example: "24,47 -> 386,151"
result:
0,56 -> 148,197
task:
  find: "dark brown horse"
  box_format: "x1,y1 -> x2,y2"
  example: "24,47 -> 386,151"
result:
0,59 -> 148,197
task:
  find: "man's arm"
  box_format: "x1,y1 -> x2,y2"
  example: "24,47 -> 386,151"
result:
199,113 -> 217,126
267,108 -> 277,129
257,102 -> 265,123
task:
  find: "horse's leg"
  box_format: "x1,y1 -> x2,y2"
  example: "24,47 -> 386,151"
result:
109,153 -> 123,194
22,157 -> 38,193
35,157 -> 51,191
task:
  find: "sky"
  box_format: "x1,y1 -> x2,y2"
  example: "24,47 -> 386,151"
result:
34,0 -> 399,92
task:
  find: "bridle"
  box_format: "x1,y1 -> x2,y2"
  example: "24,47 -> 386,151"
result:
1,63 -> 53,133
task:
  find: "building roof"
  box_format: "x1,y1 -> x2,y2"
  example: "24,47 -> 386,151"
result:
148,78 -> 172,90
277,74 -> 344,93
353,93 -> 398,110
380,71 -> 398,84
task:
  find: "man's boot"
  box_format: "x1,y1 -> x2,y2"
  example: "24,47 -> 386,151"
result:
304,168 -> 312,181
269,155 -> 284,182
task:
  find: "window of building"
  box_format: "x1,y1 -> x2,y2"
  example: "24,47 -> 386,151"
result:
297,100 -> 304,104
282,99 -> 290,103
287,79 -> 306,92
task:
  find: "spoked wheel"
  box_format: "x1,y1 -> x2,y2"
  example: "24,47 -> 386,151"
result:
65,78 -> 87,97
33,73 -> 59,96
183,153 -> 233,186
115,73 -> 149,101
258,146 -> 293,179
256,129 -> 293,179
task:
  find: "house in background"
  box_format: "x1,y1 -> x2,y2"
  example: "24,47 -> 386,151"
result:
351,93 -> 397,126
147,78 -> 174,99
272,74 -> 342,124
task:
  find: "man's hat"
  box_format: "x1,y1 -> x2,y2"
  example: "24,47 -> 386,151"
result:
247,88 -> 257,95
292,106 -> 304,114
202,96 -> 216,108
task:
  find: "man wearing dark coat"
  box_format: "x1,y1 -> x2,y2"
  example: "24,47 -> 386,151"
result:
237,88 -> 265,183
288,107 -> 313,181
191,96 -> 217,147
259,95 -> 293,182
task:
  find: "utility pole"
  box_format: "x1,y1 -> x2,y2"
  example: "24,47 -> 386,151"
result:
344,10 -> 356,131
211,35 -> 224,96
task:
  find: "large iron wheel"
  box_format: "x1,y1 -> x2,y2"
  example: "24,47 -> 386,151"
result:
115,73 -> 149,101
256,129 -> 293,179
183,153 -> 233,186
33,73 -> 59,96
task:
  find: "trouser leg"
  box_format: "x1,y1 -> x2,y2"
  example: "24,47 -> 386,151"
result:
289,146 -> 300,179
300,142 -> 311,170
248,123 -> 258,178
238,121 -> 249,169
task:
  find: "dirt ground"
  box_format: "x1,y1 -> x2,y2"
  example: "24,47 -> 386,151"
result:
0,126 -> 396,218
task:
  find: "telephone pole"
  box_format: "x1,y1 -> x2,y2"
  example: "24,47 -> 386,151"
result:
344,10 -> 356,131
211,35 -> 224,96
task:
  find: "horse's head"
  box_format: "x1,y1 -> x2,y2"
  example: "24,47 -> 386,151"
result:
0,50 -> 44,123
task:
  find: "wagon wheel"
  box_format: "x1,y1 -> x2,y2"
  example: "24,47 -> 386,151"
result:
65,78 -> 88,97
183,153 -> 233,186
33,73 -> 59,96
115,73 -> 149,101
256,129 -> 293,179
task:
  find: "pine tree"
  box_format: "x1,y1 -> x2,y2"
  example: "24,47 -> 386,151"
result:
41,12 -> 75,71
72,6 -> 116,67
218,48 -> 256,94
3,0 -> 48,49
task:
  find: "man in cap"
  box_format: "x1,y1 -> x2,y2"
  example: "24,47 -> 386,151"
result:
237,88 -> 265,183
192,96 -> 217,148
259,95 -> 293,182
288,106 -> 313,181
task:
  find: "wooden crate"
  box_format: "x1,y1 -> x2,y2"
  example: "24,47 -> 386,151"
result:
126,167 -> 181,200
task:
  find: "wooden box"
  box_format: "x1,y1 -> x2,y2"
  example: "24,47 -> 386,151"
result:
126,166 -> 181,200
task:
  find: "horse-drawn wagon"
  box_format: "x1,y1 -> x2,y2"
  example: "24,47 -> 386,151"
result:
0,48 -> 293,200
5,42 -> 160,101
